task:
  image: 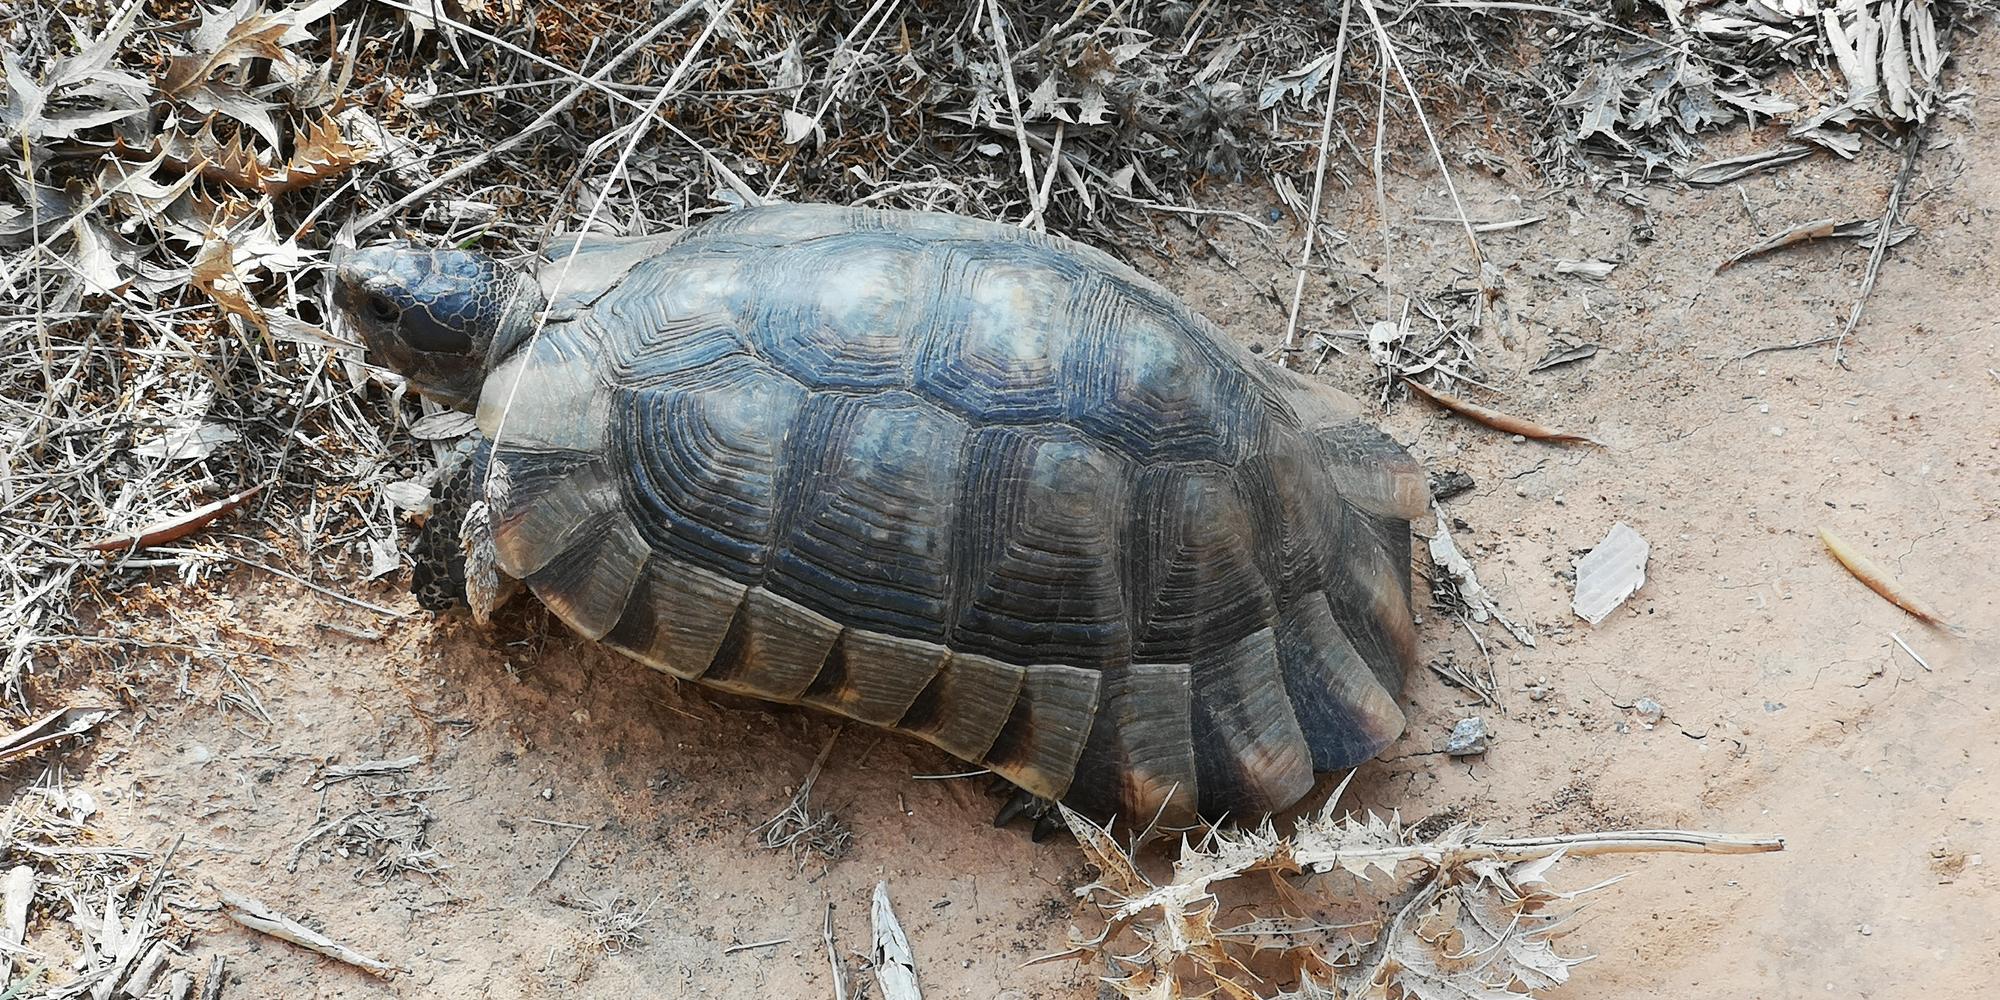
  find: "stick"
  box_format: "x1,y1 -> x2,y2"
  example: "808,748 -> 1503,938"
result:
219,890 -> 395,976
1832,120 -> 1927,367
199,954 -> 226,1000
1360,0 -> 1484,268
983,0 -> 1043,232
823,903 -> 848,1000
1281,0 -> 1355,369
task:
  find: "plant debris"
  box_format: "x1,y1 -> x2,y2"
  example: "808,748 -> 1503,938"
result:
1406,379 -> 1604,447
220,888 -> 397,976
1716,216 -> 1919,273
1052,801 -> 1782,998
1818,527 -> 1958,632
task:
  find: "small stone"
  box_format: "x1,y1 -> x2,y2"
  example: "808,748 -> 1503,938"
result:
541,787 -> 555,801
1528,686 -> 1549,702
1858,924 -> 1873,936
1633,696 -> 1664,727
1445,717 -> 1490,756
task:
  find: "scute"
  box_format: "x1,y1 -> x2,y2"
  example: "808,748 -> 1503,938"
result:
1066,293 -> 1257,462
746,234 -> 932,389
616,359 -> 806,579
474,203 -> 1421,826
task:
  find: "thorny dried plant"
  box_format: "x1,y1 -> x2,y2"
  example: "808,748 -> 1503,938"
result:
1050,800 -> 1781,999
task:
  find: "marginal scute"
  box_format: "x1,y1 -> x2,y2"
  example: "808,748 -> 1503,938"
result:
1273,593 -> 1406,770
701,587 -> 843,701
896,652 -> 1025,763
1187,627 -> 1316,817
800,630 -> 948,727
524,508 -> 650,640
476,338 -> 609,453
602,556 -> 747,680
980,663 -> 1104,802
1068,663 -> 1199,826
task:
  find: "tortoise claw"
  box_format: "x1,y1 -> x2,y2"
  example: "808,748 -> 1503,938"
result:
992,787 -> 1040,829
1031,811 -> 1065,842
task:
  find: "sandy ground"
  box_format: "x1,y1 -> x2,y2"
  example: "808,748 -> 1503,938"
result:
34,42 -> 1999,1000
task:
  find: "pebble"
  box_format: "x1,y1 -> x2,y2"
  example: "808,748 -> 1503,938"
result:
1445,717 -> 1490,756
1633,696 -> 1664,727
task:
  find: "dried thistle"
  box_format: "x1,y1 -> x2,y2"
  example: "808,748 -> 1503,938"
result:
1050,802 -> 1780,999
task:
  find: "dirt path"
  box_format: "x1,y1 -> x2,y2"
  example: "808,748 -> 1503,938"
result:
45,45 -> 1997,1000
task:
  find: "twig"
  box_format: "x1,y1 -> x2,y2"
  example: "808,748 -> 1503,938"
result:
219,890 -> 395,976
982,0 -> 1043,231
350,1 -> 707,232
198,954 -> 225,1000
1360,0 -> 1484,268
1834,120 -> 1929,367
823,903 -> 848,1000
1281,0 -> 1354,369
724,937 -> 791,954
533,826 -> 591,891
228,556 -> 407,618
1888,631 -> 1933,672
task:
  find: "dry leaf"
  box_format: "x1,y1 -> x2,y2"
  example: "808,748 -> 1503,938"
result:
1405,380 -> 1602,446
190,233 -> 268,334
1818,527 -> 1957,630
88,483 -> 264,551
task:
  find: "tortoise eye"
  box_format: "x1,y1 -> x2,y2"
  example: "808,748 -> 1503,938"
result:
365,294 -> 402,324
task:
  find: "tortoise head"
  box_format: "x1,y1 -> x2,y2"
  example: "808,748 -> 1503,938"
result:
331,243 -> 542,410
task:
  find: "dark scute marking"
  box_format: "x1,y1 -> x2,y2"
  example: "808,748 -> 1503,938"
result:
699,588 -> 842,701
1274,595 -> 1398,770
978,664 -> 1103,801
1323,502 -> 1417,698
616,360 -> 806,581
799,630 -> 946,727
1185,628 -> 1313,818
1128,465 -> 1278,663
1064,663 -> 1198,824
603,557 -> 746,680
742,233 -> 933,390
1064,286 -> 1256,462
522,510 -> 648,639
910,244 -> 1088,422
949,427 -> 1131,668
766,392 -> 967,640
894,652 -> 1024,762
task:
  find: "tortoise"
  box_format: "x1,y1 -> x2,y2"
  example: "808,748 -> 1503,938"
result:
333,203 -> 1425,832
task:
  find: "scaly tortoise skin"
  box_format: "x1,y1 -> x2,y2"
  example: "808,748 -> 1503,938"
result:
334,203 -> 1426,828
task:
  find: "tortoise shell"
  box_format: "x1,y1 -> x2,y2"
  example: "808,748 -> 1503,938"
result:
338,204 -> 1425,826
